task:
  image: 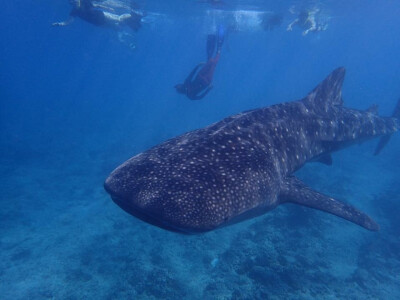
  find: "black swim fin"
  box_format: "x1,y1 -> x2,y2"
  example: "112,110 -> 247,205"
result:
279,176 -> 379,231
374,98 -> 400,155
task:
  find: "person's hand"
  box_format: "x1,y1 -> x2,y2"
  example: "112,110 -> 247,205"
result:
52,22 -> 67,27
51,22 -> 70,27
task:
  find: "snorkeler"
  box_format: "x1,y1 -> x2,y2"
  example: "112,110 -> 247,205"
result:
175,26 -> 224,100
52,0 -> 143,31
261,12 -> 283,31
287,7 -> 327,36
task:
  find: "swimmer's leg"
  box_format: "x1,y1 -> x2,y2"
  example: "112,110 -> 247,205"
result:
287,19 -> 298,31
216,25 -> 224,54
207,34 -> 217,60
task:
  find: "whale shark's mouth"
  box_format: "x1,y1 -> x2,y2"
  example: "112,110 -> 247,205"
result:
110,195 -> 197,234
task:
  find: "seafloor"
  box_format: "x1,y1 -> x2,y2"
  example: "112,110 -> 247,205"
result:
1,136 -> 399,299
1,1 -> 400,298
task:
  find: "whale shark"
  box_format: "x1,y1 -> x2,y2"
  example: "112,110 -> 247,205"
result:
104,68 -> 399,234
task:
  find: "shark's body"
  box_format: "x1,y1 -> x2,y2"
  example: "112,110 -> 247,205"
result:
105,68 -> 399,233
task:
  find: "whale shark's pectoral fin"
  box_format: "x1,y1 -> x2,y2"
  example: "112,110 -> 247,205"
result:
279,176 -> 379,231
374,135 -> 391,156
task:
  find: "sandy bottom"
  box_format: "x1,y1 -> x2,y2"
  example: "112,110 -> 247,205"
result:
1,141 -> 399,300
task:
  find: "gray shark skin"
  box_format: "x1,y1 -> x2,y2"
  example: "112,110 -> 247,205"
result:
104,68 -> 399,234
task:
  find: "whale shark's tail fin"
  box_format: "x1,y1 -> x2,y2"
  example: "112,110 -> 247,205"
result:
279,176 -> 379,231
374,98 -> 400,155
303,67 -> 345,114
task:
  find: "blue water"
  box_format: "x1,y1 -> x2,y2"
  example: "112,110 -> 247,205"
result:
1,0 -> 400,299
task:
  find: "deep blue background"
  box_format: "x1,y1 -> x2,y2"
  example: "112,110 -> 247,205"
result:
2,1 -> 400,160
1,1 -> 400,299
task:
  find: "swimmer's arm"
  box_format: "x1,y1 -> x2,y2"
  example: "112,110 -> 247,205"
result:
185,63 -> 205,84
193,86 -> 213,100
52,17 -> 74,27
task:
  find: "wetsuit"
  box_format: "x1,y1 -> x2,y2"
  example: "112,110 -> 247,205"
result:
176,27 -> 224,100
70,0 -> 107,26
183,54 -> 220,100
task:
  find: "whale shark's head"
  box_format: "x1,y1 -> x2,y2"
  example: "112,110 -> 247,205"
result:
104,67 -> 390,234
104,153 -> 235,234
104,138 -> 276,234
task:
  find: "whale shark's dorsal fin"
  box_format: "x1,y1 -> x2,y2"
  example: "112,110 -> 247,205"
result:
303,67 -> 346,114
279,176 -> 379,231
